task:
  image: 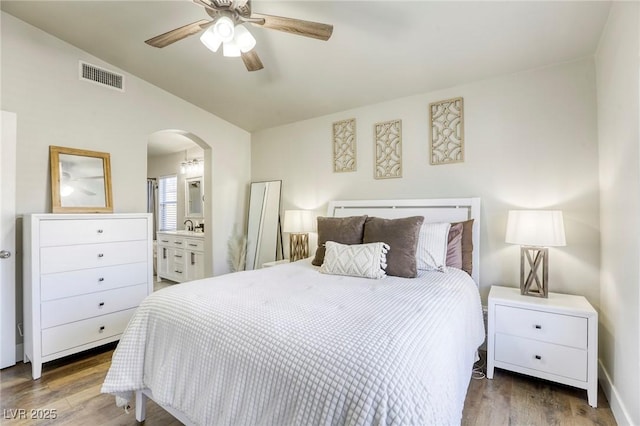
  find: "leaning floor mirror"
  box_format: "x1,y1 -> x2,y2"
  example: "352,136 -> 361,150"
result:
245,180 -> 283,270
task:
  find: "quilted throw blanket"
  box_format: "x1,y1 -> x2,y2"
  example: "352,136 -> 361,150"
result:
102,260 -> 484,426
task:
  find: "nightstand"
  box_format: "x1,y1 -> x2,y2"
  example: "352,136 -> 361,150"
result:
487,285 -> 598,407
262,259 -> 289,268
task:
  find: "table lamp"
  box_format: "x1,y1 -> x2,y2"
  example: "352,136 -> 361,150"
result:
283,210 -> 314,262
505,210 -> 566,298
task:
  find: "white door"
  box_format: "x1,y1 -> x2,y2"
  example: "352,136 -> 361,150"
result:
1,111 -> 17,368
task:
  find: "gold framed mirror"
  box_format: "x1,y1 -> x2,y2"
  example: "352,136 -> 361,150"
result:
49,146 -> 113,213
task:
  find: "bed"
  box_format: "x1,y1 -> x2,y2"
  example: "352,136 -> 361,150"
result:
101,198 -> 485,425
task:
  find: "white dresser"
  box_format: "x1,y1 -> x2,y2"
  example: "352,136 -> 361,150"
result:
487,285 -> 598,407
156,231 -> 205,283
23,213 -> 153,379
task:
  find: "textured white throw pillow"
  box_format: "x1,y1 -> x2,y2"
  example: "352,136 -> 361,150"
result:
320,241 -> 389,279
416,222 -> 451,272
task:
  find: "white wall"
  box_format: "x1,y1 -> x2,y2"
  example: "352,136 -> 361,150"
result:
1,12 -> 251,276
595,2 -> 640,425
2,12 -> 251,347
252,59 -> 601,306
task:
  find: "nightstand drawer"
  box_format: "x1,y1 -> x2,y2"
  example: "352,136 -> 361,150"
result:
495,304 -> 587,349
495,333 -> 587,381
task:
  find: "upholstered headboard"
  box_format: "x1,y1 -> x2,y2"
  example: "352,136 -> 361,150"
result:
327,198 -> 481,285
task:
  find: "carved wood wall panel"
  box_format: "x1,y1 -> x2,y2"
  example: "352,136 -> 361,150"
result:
332,118 -> 357,172
430,97 -> 464,165
374,119 -> 402,179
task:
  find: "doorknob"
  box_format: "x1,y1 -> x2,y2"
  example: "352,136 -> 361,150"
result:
0,250 -> 10,259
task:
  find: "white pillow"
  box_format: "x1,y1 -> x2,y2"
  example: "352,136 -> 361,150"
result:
416,222 -> 451,272
320,241 -> 389,279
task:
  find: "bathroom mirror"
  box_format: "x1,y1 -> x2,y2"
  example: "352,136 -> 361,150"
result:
245,180 -> 282,270
185,177 -> 204,218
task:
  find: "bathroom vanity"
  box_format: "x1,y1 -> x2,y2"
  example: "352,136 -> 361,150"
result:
156,231 -> 205,283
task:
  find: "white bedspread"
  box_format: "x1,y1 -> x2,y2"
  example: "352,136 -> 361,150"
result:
102,260 -> 484,426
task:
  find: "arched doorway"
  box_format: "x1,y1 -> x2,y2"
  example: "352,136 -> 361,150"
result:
147,130 -> 214,280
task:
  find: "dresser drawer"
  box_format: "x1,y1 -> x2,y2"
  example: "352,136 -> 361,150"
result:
41,308 -> 136,356
495,305 -> 588,349
41,240 -> 148,274
41,284 -> 148,328
41,262 -> 148,301
184,238 -> 204,252
495,333 -> 587,382
40,218 -> 147,247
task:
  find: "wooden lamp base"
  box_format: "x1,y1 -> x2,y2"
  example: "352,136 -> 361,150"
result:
289,233 -> 309,262
520,246 -> 549,298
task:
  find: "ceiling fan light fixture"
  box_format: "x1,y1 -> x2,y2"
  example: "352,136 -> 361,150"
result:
60,184 -> 74,197
233,25 -> 256,53
200,27 -> 223,52
213,15 -> 235,43
222,41 -> 241,57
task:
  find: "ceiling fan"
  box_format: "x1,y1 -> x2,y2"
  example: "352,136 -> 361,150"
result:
145,0 -> 333,72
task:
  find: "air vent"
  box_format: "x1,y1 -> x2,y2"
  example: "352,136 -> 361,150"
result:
79,61 -> 124,92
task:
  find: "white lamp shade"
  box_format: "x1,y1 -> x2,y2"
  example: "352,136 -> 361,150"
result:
200,27 -> 223,52
213,15 -> 235,42
233,25 -> 256,53
505,210 -> 566,247
283,210 -> 315,233
222,41 -> 241,57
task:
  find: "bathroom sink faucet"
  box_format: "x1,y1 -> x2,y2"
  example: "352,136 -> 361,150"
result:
184,219 -> 194,231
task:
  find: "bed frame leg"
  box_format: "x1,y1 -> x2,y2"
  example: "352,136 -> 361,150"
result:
135,390 -> 147,422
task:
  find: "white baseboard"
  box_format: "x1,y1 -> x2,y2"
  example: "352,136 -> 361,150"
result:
598,359 -> 635,426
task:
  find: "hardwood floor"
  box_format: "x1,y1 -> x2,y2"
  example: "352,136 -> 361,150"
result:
1,346 -> 617,425
463,352 -> 617,426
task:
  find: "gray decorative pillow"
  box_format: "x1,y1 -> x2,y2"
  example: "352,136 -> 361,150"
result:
312,215 -> 368,266
452,219 -> 474,276
320,241 -> 389,279
446,223 -> 464,269
363,216 -> 424,278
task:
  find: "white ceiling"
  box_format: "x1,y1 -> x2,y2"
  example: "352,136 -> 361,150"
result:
2,0 -> 610,135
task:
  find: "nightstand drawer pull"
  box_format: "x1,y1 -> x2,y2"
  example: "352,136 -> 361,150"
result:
99,326 -> 105,333
535,355 -> 542,360
535,324 -> 542,329
98,302 -> 105,308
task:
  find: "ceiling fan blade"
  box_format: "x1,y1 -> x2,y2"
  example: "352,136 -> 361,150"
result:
241,50 -> 264,72
249,13 -> 333,41
78,187 -> 97,196
145,19 -> 211,48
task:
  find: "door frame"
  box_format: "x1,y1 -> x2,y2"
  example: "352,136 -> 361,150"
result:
1,110 -> 17,368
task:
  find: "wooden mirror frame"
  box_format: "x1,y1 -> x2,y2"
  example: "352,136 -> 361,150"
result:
49,145 -> 113,213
